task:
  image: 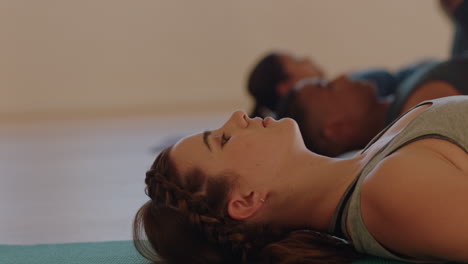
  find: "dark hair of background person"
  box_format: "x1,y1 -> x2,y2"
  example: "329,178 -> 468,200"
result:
247,53 -> 288,118
133,147 -> 362,264
276,90 -> 319,154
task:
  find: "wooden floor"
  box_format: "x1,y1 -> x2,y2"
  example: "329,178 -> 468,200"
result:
0,111 -> 231,245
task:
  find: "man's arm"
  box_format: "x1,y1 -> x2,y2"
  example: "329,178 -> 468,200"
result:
441,0 -> 468,57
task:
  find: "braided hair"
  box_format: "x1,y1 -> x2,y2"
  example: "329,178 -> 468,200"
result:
133,147 -> 362,263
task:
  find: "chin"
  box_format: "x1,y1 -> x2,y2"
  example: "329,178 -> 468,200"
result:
276,117 -> 298,131
278,117 -> 296,125
282,118 -> 302,138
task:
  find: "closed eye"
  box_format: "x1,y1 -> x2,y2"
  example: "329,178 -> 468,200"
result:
221,133 -> 231,147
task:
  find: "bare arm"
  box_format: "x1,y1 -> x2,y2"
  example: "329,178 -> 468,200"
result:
361,140 -> 468,262
399,80 -> 461,115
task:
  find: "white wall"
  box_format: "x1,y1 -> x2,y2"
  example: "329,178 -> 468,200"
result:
1,0 -> 452,119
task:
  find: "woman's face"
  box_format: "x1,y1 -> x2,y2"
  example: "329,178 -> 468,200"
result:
170,111 -> 305,184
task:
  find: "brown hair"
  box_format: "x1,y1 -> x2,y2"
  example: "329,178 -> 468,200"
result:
133,147 -> 361,263
247,53 -> 288,118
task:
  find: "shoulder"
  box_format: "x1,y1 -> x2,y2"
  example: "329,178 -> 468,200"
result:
359,142 -> 468,261
400,81 -> 461,114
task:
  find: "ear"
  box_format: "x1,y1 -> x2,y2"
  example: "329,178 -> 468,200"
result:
275,81 -> 292,97
227,190 -> 265,220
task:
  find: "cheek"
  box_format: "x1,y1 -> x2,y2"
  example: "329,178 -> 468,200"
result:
227,137 -> 259,161
350,91 -> 373,110
224,138 -> 272,169
334,91 -> 361,111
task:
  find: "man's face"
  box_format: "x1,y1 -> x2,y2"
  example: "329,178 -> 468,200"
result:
295,76 -> 378,151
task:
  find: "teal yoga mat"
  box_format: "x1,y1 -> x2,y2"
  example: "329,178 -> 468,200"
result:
0,240 -> 442,264
0,241 -> 155,264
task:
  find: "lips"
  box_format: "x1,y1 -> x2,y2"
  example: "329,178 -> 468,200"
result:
263,117 -> 272,128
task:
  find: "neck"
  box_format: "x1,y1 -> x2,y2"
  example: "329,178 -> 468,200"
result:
266,150 -> 365,232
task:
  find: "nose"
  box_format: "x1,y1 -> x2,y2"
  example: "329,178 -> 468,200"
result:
333,74 -> 349,83
221,110 -> 249,130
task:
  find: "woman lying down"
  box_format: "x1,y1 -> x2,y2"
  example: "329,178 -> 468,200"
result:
133,95 -> 468,264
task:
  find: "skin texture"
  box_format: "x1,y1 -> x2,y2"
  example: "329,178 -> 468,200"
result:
170,111 -> 308,221
171,111 -> 303,184
169,101 -> 468,262
294,76 -> 463,157
294,76 -> 389,156
171,111 -> 361,230
357,104 -> 468,261
399,80 -> 461,114
362,140 -> 468,261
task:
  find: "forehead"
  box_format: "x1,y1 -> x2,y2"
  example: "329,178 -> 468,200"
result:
278,53 -> 297,66
294,80 -> 332,118
170,133 -> 212,175
296,80 -> 324,102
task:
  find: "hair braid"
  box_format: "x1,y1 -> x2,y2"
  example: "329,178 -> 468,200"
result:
134,147 -> 361,264
141,148 -> 255,260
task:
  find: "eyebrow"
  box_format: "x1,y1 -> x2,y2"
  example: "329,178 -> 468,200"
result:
203,130 -> 212,152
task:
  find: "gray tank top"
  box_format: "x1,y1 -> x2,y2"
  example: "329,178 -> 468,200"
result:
329,95 -> 468,262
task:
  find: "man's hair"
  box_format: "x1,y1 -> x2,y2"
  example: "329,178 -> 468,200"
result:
247,53 -> 288,117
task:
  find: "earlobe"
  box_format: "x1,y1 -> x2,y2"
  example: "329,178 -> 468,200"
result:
227,191 -> 264,220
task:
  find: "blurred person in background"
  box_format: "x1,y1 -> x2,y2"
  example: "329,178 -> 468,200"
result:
275,0 -> 468,157
135,95 -> 468,263
247,52 -> 433,118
